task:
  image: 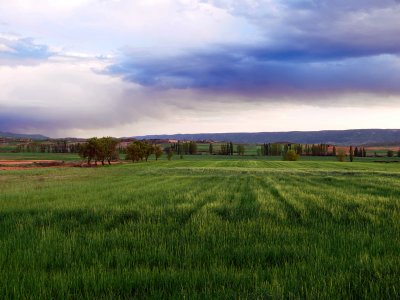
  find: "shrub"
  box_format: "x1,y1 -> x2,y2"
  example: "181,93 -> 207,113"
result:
336,149 -> 346,162
283,150 -> 300,161
387,150 -> 394,157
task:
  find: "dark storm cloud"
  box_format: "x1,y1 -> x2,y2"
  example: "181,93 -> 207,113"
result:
107,47 -> 400,97
106,0 -> 400,97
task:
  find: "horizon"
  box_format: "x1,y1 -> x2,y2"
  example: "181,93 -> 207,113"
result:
3,127 -> 400,140
1,1 -> 400,137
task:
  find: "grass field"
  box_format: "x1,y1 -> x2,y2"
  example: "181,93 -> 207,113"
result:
0,156 -> 399,298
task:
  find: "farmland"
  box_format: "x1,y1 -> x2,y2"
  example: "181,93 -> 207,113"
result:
0,155 -> 399,298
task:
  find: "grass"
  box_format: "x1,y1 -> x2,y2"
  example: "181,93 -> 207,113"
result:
0,156 -> 399,298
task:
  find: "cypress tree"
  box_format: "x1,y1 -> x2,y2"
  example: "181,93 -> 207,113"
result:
349,146 -> 354,162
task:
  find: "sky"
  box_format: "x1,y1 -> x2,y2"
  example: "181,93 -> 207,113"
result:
1,0 -> 400,138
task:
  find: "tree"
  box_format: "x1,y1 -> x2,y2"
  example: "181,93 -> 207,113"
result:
143,143 -> 154,162
236,144 -> 245,156
332,146 -> 337,156
336,149 -> 346,162
97,137 -> 119,165
387,150 -> 394,157
220,144 -> 227,155
79,137 -> 99,166
209,143 -> 213,155
349,146 -> 354,162
189,141 -> 197,155
354,147 -> 358,157
398,149 -> 400,158
295,144 -> 303,155
126,141 -> 146,162
154,145 -> 163,160
263,143 -> 270,156
283,150 -> 299,161
166,147 -> 174,161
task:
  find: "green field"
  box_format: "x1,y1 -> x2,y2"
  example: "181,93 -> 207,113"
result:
1,156 -> 399,298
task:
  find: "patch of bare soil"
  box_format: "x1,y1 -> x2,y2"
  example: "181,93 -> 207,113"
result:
0,160 -> 122,170
0,160 -> 65,170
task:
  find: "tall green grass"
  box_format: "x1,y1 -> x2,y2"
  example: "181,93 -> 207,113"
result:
0,158 -> 399,298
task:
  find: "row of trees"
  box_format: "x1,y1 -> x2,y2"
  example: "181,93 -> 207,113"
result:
15,141 -> 82,153
353,147 -> 367,157
261,143 -> 332,156
219,143 -> 234,155
387,150 -> 400,157
171,141 -> 198,155
79,137 -> 119,166
126,141 -> 163,162
78,139 -> 167,165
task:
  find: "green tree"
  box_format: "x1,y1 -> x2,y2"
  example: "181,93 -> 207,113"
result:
220,144 -> 226,155
79,137 -> 99,166
283,150 -> 299,161
295,144 -> 303,155
154,145 -> 163,160
209,143 -> 213,155
349,146 -> 354,162
126,141 -> 146,162
237,145 -> 245,156
97,137 -> 119,165
387,150 -> 394,157
336,149 -> 346,162
143,143 -> 154,162
166,147 -> 174,161
189,141 -> 197,155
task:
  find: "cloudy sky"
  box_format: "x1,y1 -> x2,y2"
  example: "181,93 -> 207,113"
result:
1,0 -> 400,137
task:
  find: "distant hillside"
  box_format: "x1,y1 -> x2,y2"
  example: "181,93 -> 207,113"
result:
0,131 -> 48,140
134,129 -> 400,145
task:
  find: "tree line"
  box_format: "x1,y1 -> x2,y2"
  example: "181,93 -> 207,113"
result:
11,137 -> 398,162
15,141 -> 82,153
170,141 -> 198,155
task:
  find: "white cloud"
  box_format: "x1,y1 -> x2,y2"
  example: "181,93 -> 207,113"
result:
0,44 -> 14,52
0,0 -> 260,55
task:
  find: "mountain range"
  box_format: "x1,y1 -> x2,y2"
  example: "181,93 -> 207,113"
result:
0,131 -> 48,140
2,129 -> 400,145
135,129 -> 400,146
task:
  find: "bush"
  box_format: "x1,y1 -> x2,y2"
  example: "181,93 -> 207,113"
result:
387,150 -> 394,157
283,150 -> 300,161
336,149 -> 346,162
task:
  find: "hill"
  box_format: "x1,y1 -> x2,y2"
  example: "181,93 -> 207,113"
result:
134,129 -> 400,145
0,131 -> 48,140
